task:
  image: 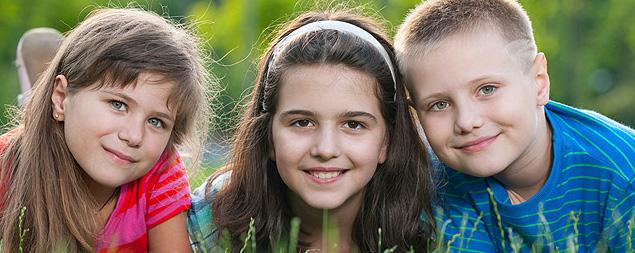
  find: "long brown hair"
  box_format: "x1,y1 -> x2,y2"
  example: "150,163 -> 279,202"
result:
0,8 -> 212,252
210,10 -> 434,252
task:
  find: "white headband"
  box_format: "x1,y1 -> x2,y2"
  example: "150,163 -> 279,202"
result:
263,20 -> 397,111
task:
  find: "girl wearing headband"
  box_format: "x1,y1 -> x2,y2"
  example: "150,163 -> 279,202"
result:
188,10 -> 434,252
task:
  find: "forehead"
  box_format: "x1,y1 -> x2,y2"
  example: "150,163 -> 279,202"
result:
408,26 -> 525,93
98,73 -> 177,112
276,64 -> 382,115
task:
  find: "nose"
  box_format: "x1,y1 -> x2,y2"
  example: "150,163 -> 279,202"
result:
118,121 -> 144,147
453,103 -> 483,135
310,126 -> 341,160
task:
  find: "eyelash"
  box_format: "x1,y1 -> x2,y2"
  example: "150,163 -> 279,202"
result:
291,119 -> 314,128
148,118 -> 164,128
290,119 -> 367,130
478,84 -> 498,96
109,100 -> 165,129
110,100 -> 127,111
429,101 -> 450,112
343,120 -> 365,130
426,84 -> 499,112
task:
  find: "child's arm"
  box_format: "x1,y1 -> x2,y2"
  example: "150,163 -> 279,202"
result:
149,212 -> 192,252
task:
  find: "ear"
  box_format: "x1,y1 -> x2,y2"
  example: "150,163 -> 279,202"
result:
51,75 -> 69,121
378,135 -> 389,165
532,53 -> 550,106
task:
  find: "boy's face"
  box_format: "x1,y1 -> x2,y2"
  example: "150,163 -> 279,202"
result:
408,26 -> 550,177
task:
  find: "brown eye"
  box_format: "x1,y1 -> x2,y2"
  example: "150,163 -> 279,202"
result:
344,121 -> 364,129
292,119 -> 314,127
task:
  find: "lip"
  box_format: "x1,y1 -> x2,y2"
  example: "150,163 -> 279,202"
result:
303,167 -> 348,185
456,133 -> 500,153
103,146 -> 138,164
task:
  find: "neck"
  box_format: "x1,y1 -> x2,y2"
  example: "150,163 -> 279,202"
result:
289,192 -> 362,252
495,111 -> 553,203
84,176 -> 118,226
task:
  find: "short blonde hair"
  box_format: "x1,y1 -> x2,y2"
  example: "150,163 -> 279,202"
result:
395,0 -> 537,80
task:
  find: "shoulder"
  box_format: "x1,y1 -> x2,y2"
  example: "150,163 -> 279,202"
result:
546,101 -> 634,145
137,149 -> 188,192
126,148 -> 191,228
547,101 -> 635,180
0,128 -> 21,154
187,171 -> 231,252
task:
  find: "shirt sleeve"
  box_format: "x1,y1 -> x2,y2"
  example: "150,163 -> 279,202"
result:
187,172 -> 230,252
145,150 -> 192,229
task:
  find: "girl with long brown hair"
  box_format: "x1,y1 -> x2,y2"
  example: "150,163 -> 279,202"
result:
0,8 -> 212,252
188,10 -> 434,252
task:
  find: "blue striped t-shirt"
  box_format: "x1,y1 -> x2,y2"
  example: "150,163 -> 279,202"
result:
435,101 -> 635,252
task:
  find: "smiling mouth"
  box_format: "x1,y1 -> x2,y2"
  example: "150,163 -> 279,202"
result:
103,147 -> 137,164
458,133 -> 501,153
303,168 -> 348,184
308,171 -> 343,179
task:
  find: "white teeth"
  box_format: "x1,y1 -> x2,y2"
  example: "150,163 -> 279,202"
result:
311,171 -> 341,179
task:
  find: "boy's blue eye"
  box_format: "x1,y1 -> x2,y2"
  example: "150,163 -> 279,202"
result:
479,85 -> 497,95
344,121 -> 364,129
431,101 -> 449,111
111,101 -> 127,111
292,119 -> 314,128
148,118 -> 164,128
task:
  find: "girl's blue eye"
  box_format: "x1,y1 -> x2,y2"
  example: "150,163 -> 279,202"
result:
292,119 -> 314,128
430,101 -> 449,111
344,121 -> 364,129
479,85 -> 497,96
148,118 -> 164,128
111,101 -> 127,111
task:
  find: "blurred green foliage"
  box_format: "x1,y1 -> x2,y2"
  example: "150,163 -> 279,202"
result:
1,0 -> 634,136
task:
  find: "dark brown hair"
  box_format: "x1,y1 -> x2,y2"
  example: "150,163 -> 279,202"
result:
0,8 -> 211,252
209,10 -> 434,252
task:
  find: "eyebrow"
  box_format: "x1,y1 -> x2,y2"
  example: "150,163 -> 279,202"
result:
339,111 -> 377,122
279,109 -> 315,119
279,109 -> 377,122
102,90 -> 175,121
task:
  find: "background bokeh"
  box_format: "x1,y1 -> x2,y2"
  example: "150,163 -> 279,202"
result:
1,0 -> 634,170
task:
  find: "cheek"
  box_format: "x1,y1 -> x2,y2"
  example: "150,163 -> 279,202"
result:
271,130 -> 307,166
421,116 -> 450,146
342,135 -> 386,166
144,133 -> 172,158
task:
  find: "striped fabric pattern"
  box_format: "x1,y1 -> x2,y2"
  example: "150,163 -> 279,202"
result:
97,149 -> 192,252
187,173 -> 230,253
435,101 -> 635,252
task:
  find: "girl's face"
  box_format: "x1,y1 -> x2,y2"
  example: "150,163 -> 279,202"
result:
271,64 -> 388,212
52,73 -> 176,200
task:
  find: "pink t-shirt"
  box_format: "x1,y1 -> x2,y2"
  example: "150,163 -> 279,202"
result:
0,132 -> 191,252
95,149 -> 191,252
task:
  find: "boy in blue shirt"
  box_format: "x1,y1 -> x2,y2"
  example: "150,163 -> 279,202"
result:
395,0 -> 635,251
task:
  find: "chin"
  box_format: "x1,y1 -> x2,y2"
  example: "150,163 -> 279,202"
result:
455,166 -> 502,178
304,198 -> 344,210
